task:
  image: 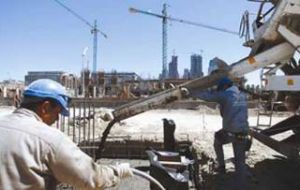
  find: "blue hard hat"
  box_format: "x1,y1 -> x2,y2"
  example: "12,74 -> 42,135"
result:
23,79 -> 70,116
217,77 -> 233,90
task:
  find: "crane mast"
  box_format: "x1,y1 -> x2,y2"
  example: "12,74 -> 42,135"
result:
91,20 -> 98,81
162,4 -> 168,80
53,0 -> 107,89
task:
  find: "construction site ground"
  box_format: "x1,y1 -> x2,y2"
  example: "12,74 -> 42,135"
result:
97,105 -> 300,190
2,105 -> 300,189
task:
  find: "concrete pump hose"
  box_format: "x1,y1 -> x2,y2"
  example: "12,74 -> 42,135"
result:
132,168 -> 166,190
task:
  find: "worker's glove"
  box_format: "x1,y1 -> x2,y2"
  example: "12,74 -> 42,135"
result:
180,87 -> 189,98
113,163 -> 134,179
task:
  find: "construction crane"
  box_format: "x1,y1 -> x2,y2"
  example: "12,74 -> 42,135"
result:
129,4 -> 240,80
52,0 -> 107,83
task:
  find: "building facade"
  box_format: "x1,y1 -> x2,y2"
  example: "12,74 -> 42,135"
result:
103,72 -> 141,85
208,57 -> 228,75
25,71 -> 65,85
183,68 -> 190,79
190,54 -> 203,79
168,55 -> 179,79
25,71 -> 78,96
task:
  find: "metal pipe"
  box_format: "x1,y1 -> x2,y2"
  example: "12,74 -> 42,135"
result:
132,168 -> 166,190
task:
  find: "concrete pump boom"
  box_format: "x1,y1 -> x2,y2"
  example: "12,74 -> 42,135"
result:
112,42 -> 294,121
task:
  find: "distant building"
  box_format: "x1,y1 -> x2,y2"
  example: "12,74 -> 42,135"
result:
24,71 -> 78,94
183,68 -> 190,79
159,68 -> 168,80
168,55 -> 179,79
103,71 -> 141,86
25,71 -> 65,85
100,71 -> 141,97
0,80 -> 24,99
190,54 -> 203,79
208,57 -> 228,74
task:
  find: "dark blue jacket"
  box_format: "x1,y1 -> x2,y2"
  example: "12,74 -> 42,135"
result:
191,86 -> 249,133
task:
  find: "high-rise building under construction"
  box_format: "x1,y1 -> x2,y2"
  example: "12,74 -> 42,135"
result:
168,55 -> 179,79
190,54 -> 203,79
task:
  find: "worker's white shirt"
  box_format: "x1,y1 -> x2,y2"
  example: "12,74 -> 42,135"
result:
0,108 -> 119,190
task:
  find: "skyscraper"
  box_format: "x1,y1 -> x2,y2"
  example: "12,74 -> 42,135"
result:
190,54 -> 203,79
168,55 -> 179,79
183,68 -> 190,79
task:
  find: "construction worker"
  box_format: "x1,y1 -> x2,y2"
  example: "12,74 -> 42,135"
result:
185,77 -> 250,189
0,79 -> 133,190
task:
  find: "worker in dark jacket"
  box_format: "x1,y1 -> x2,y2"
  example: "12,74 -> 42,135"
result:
187,77 -> 250,189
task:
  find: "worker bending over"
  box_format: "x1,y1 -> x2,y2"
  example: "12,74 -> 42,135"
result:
0,79 -> 133,190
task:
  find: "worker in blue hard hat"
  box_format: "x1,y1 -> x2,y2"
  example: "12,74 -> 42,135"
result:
0,79 -> 133,189
216,77 -> 233,91
21,79 -> 71,125
183,76 -> 250,190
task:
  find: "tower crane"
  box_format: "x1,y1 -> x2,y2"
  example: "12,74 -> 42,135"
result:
53,0 -> 107,83
129,4 -> 240,80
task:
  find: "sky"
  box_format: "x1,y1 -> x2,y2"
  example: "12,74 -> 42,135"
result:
0,0 -> 262,84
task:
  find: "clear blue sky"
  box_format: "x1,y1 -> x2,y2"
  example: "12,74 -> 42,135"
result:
0,0 -> 261,84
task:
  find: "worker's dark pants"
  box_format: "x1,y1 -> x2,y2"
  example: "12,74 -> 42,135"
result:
214,130 -> 248,189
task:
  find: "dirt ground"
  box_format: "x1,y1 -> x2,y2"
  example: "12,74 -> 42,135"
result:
98,106 -> 300,190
